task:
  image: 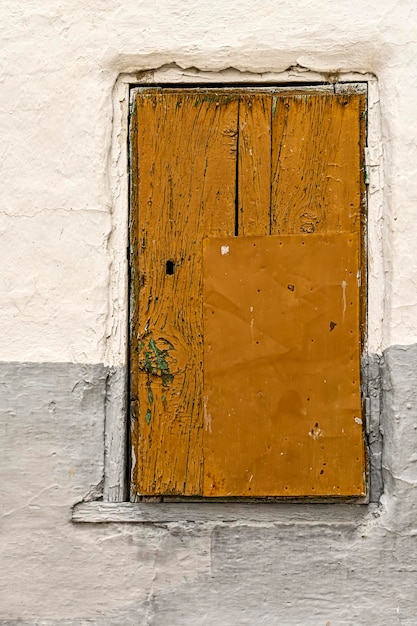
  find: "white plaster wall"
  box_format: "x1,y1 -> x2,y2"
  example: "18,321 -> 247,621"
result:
1,0 -> 417,364
2,2 -> 417,624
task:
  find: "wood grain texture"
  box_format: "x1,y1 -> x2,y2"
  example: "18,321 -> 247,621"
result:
130,88 -> 366,499
238,94 -> 272,235
271,93 -> 364,236
203,234 -> 364,497
130,91 -> 237,496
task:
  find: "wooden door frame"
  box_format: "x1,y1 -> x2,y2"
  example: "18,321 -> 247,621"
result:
101,69 -> 383,506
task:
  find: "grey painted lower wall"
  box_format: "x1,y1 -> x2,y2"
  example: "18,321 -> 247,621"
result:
1,349 -> 417,625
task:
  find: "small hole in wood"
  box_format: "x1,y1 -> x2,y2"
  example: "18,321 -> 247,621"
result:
166,260 -> 175,275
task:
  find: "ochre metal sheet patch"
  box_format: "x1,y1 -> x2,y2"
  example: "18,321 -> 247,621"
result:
203,233 -> 365,497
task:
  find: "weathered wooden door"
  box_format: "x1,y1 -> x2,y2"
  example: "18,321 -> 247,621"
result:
130,87 -> 366,498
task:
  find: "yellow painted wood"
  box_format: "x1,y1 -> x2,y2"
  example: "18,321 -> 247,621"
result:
130,91 -> 237,496
271,94 -> 364,236
130,88 -> 366,498
203,233 -> 365,497
238,94 -> 272,235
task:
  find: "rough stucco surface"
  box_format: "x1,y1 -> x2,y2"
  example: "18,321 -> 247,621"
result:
0,0 -> 417,363
0,349 -> 417,625
2,1 -> 417,623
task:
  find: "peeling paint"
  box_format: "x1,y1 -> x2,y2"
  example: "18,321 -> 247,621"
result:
309,423 -> 324,440
203,395 -> 212,433
341,280 -> 347,318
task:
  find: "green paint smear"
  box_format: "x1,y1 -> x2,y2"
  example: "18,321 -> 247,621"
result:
138,336 -> 175,422
145,338 -> 174,387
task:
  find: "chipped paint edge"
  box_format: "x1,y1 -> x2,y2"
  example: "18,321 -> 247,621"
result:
73,500 -> 379,524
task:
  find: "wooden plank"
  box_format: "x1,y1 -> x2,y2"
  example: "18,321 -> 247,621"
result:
203,233 -> 365,497
238,94 -> 272,235
271,93 -> 363,235
358,94 -> 367,348
130,91 -> 237,496
103,367 -> 128,501
72,501 -> 368,524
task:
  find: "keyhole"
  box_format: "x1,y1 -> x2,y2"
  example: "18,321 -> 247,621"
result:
166,260 -> 175,275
